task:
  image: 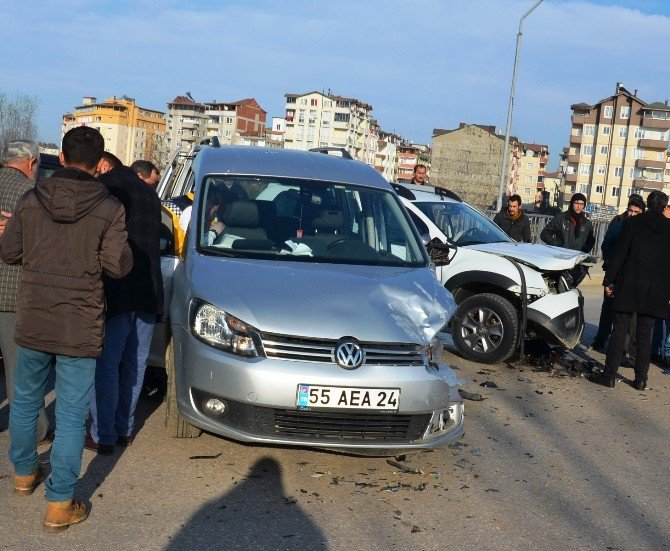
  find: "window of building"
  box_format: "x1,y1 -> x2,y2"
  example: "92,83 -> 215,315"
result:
225,117 -> 233,124
597,165 -> 606,175
594,185 -> 603,193
581,145 -> 594,156
307,127 -> 314,140
614,166 -> 623,177
308,110 -> 317,124
632,148 -> 644,159
602,125 -> 611,135
334,113 -> 350,123
658,152 -> 665,161
580,164 -> 591,175
524,187 -> 531,195
600,145 -> 609,155
322,112 -> 330,126
296,126 -> 304,140
310,98 -> 318,106
579,184 -> 588,193
616,146 -> 625,158
619,126 -> 628,138
604,105 -> 613,118
526,162 -> 533,170
324,100 -> 332,108
621,106 -> 631,119
612,187 -> 621,197
298,110 -> 305,123
525,174 -> 533,182
300,98 -> 307,106
584,125 -> 595,136
634,128 -> 645,139
320,128 -> 330,141
287,97 -> 296,104
573,127 -> 583,137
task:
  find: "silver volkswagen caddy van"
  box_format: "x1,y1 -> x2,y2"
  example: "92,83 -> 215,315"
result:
157,144 -> 463,453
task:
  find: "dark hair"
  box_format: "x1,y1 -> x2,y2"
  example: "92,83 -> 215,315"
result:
413,164 -> 427,174
101,151 -> 123,169
508,194 -> 522,205
627,194 -> 646,211
131,160 -> 158,178
646,190 -> 668,213
61,126 -> 104,169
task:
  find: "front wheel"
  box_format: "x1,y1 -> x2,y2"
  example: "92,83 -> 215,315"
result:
165,337 -> 202,438
452,293 -> 519,364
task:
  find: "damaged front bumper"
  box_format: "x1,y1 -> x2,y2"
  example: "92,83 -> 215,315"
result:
526,289 -> 584,349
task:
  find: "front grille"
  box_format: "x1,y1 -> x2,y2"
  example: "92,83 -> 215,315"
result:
260,332 -> 425,366
191,391 -> 430,442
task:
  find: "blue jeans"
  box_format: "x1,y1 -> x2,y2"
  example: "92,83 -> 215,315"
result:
89,312 -> 155,445
650,309 -> 670,359
9,346 -> 95,502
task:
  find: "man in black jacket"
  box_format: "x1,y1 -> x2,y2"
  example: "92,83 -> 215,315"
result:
493,194 -> 531,242
86,152 -> 163,454
592,190 -> 670,391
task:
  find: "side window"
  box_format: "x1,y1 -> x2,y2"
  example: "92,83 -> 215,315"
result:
408,211 -> 430,236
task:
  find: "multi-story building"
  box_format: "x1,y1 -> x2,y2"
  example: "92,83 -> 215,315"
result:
431,123 -> 521,207
564,83 -> 670,208
282,91 -> 376,163
375,131 -> 401,182
516,143 -> 549,205
62,96 -> 166,166
166,95 -> 267,154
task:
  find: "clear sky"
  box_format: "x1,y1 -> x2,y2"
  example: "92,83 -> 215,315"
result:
1,0 -> 669,170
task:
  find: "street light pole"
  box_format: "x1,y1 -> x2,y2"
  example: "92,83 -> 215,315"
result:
496,0 -> 544,212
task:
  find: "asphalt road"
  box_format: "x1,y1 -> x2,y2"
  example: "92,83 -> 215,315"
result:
1,282 -> 669,551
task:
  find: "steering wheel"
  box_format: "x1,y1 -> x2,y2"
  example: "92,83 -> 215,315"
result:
326,237 -> 350,251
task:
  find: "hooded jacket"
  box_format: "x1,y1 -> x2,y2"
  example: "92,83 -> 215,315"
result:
0,167 -> 133,357
493,209 -> 532,242
604,210 -> 670,318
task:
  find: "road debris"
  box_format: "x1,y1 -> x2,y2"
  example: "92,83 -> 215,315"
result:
386,459 -> 423,474
188,452 -> 222,460
458,389 -> 485,401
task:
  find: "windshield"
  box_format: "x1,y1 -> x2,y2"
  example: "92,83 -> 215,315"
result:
197,176 -> 427,267
416,201 -> 511,246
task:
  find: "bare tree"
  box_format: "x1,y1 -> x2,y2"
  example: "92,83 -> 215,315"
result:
0,90 -> 39,154
149,132 -> 170,172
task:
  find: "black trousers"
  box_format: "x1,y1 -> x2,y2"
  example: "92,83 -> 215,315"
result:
593,291 -> 614,345
605,311 -> 655,382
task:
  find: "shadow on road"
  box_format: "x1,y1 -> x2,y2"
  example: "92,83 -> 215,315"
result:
165,457 -> 327,551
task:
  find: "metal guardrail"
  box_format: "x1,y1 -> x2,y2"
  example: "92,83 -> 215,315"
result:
484,210 -> 611,256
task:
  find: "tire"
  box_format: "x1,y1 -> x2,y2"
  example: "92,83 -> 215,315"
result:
451,293 -> 519,364
165,338 -> 202,438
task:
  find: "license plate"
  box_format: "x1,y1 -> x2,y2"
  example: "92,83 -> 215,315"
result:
296,384 -> 400,411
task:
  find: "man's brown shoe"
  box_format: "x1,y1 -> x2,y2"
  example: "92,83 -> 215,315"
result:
43,499 -> 89,533
14,467 -> 46,495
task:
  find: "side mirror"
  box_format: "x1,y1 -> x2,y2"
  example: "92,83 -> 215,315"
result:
426,237 -> 455,267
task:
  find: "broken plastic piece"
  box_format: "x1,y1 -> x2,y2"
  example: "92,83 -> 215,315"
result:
458,389 -> 484,401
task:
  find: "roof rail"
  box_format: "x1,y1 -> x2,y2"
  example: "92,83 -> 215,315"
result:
433,186 -> 462,202
199,136 -> 221,148
308,146 -> 353,160
392,183 -> 416,200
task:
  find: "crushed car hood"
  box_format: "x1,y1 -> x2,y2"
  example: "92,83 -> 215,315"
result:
465,242 -> 589,271
188,257 -> 456,346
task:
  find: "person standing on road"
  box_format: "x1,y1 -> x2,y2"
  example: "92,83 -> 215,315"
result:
130,160 -> 160,190
0,140 -> 53,445
0,127 -> 133,532
591,194 -> 646,352
410,164 -> 428,185
540,193 -> 595,285
86,152 -> 163,455
592,191 -> 670,391
493,194 -> 532,243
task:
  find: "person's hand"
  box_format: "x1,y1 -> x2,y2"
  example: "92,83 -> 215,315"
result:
210,220 -> 224,235
0,211 -> 12,237
604,284 -> 614,297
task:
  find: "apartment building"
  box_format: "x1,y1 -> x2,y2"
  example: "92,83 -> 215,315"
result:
166,95 -> 267,155
62,96 -> 166,166
564,83 -> 670,208
376,131 -> 400,182
431,123 -> 520,207
516,143 -> 549,205
282,91 -> 376,163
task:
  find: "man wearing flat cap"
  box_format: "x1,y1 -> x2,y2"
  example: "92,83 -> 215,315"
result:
0,140 -> 52,445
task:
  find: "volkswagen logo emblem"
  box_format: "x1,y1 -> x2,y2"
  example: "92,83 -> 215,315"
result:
335,338 -> 364,370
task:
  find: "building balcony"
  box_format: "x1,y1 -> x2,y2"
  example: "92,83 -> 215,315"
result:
567,154 -> 580,163
638,138 -> 669,150
642,115 -> 670,129
181,134 -> 196,142
633,178 -> 665,190
571,113 -> 596,125
564,173 -> 578,183
635,158 -> 665,170
182,121 -> 199,130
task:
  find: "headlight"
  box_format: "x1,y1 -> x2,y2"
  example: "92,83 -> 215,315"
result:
191,300 -> 258,356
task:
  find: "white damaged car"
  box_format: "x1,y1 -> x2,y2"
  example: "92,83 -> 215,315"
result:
396,184 -> 591,364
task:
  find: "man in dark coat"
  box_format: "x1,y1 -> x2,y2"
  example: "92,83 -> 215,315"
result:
591,194 -> 645,351
592,190 -> 670,390
86,152 -> 163,455
493,194 -> 531,242
540,192 -> 595,253
0,126 -> 132,530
